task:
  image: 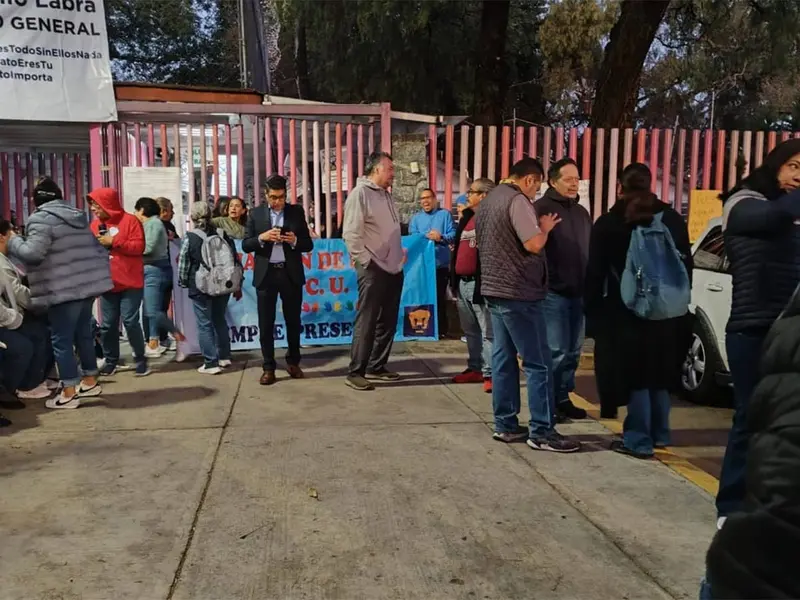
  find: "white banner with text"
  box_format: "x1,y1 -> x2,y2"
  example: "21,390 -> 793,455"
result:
0,0 -> 116,122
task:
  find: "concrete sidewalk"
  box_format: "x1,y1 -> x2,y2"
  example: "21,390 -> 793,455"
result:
0,346 -> 715,600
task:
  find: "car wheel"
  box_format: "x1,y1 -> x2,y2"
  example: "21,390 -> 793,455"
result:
681,317 -> 724,404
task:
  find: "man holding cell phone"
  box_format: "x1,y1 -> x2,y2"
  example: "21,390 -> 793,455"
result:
243,174 -> 313,386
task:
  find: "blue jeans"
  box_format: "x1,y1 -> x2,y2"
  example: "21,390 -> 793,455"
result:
100,289 -> 146,367
191,294 -> 231,368
0,316 -> 50,391
542,292 -> 585,406
143,264 -> 177,340
487,296 -> 555,438
623,389 -> 671,455
716,331 -> 765,517
48,298 -> 98,387
457,279 -> 492,377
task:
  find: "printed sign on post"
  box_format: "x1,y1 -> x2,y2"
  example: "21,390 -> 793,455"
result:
122,167 -> 185,236
688,190 -> 723,241
0,0 -> 116,122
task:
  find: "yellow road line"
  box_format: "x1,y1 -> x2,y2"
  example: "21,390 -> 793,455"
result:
570,393 -> 720,496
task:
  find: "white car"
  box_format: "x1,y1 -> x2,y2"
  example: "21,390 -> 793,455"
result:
681,217 -> 733,403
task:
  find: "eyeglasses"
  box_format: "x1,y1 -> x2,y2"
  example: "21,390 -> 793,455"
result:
467,189 -> 481,195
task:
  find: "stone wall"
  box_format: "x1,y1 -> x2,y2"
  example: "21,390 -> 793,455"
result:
391,134 -> 428,224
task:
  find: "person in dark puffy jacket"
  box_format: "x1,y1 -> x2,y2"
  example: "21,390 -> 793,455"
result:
8,177 -> 113,409
706,283 -> 800,599
716,139 -> 800,518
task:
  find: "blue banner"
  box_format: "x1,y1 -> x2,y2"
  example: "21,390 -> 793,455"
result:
219,234 -> 438,349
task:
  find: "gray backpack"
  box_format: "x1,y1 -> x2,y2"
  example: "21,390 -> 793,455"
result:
193,229 -> 243,296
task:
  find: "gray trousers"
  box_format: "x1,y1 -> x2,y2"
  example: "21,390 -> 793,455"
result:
349,262 -> 404,376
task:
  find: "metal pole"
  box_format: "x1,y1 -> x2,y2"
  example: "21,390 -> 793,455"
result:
238,0 -> 248,88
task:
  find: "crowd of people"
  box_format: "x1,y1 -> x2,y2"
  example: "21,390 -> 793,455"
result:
2,145 -> 799,598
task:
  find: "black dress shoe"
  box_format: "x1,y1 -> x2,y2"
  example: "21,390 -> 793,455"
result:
0,398 -> 25,411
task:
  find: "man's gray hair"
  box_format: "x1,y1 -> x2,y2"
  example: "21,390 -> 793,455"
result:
364,151 -> 392,176
472,178 -> 496,194
190,201 -> 212,228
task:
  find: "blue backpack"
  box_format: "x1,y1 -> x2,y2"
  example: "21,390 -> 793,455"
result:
619,212 -> 690,320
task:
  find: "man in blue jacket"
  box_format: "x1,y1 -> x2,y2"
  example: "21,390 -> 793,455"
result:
410,188 -> 456,338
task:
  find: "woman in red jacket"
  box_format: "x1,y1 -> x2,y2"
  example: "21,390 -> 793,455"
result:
88,188 -> 150,377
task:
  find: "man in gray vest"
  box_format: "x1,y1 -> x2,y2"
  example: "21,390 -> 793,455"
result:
475,158 -> 581,453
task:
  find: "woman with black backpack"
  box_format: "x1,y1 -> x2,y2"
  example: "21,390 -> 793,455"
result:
584,163 -> 692,459
178,202 -> 241,375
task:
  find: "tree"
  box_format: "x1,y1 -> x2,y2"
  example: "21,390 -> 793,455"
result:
472,0 -> 512,125
590,0 -> 670,128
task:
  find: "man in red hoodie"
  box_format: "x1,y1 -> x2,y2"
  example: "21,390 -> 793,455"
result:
88,188 -> 150,377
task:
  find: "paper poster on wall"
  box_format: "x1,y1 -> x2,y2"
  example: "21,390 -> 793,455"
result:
688,190 -> 723,242
121,167 -> 185,236
0,0 -> 116,122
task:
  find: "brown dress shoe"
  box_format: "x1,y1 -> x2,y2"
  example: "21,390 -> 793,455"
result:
260,370 -> 276,385
286,365 -> 304,379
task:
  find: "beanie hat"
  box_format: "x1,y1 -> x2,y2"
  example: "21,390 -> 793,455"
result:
33,177 -> 63,207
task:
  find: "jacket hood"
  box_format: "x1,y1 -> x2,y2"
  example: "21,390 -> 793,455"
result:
87,187 -> 124,221
357,176 -> 388,192
36,200 -> 90,229
544,186 -> 579,205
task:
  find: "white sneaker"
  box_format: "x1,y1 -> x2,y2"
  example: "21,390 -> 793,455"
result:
77,382 -> 103,398
197,365 -> 222,375
144,345 -> 167,358
46,393 -> 81,410
17,383 -> 52,400
175,349 -> 188,363
219,359 -> 232,368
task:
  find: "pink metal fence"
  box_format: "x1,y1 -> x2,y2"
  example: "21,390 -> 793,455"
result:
89,102 -> 392,237
0,151 -> 90,224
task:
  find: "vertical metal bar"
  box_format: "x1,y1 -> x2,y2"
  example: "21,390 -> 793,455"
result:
199,124 -> 207,203
187,124 -> 195,212
75,153 -> 84,210
487,126 -> 497,181
500,125 -> 511,180
607,129 -> 619,209
160,124 -> 168,167
528,126 -> 537,159
727,131 -> 739,190
106,124 -> 118,192
568,127 -> 578,161
714,130 -> 726,190
473,125 -> 483,180
0,154 -> 9,220
593,128 -> 605,220
514,126 -> 524,162
290,118 -> 298,204
277,119 -> 285,175
13,153 -> 23,220
702,129 -> 713,189
49,153 -> 58,187
146,124 -> 155,166
781,131 -> 790,143
428,124 -> 437,198
767,131 -> 777,152
61,153 -> 71,205
211,125 -> 220,198
555,126 -> 565,158
661,129 -> 673,204
380,102 -> 392,154
675,129 -> 686,214
89,125 -> 104,190
623,128 -> 633,167
25,153 -> 34,214
222,124 -> 232,197
264,118 -> 273,175
324,122 -> 332,238
335,123 -> 343,222
581,128 -> 592,178
754,131 -> 765,168
636,129 -> 647,162
236,123 -> 245,198
649,129 -> 660,192
312,121 -> 321,232
460,125 -> 469,194
252,117 -> 261,207
742,131 -> 753,178
120,123 -> 129,172
305,121 -> 313,216
357,124 -> 365,177
368,124 -> 375,153
689,130 -> 700,192
346,122 -> 354,199
542,127 -> 551,175
132,123 -> 141,167
444,125 -> 454,209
